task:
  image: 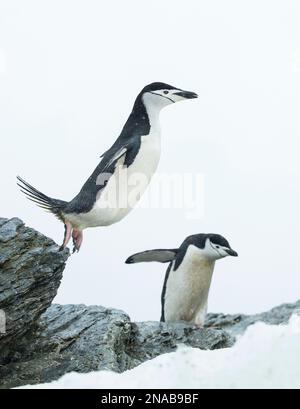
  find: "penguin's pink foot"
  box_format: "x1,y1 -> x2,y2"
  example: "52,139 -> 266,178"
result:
60,222 -> 72,251
72,229 -> 83,253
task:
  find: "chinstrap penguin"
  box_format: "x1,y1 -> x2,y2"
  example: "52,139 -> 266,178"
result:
17,82 -> 197,253
126,233 -> 238,327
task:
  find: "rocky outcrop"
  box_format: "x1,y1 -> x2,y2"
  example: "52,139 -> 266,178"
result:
206,300 -> 300,336
0,218 -> 69,363
0,304 -> 232,389
0,217 -> 299,389
2,299 -> 299,389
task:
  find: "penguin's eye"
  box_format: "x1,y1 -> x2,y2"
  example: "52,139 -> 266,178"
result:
163,90 -> 169,95
216,246 -> 220,249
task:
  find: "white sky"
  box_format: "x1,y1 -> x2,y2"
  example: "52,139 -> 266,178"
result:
1,0 -> 300,321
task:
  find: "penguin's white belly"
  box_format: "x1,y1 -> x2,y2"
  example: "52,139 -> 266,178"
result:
71,132 -> 161,229
164,246 -> 215,326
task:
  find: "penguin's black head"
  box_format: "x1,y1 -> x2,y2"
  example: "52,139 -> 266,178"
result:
142,82 -> 176,93
140,82 -> 198,109
185,233 -> 238,260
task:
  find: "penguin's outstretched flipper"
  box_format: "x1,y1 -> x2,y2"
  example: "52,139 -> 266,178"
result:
125,249 -> 178,264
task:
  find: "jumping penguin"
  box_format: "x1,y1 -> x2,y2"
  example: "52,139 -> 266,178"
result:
126,234 -> 238,327
17,82 -> 197,252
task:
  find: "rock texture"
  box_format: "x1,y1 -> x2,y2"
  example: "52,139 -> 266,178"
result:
2,299 -> 299,389
206,300 -> 300,336
0,304 -> 233,389
0,218 -> 69,363
0,217 -> 299,389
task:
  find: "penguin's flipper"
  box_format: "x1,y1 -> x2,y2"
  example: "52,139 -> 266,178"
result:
101,146 -> 128,172
125,249 -> 178,264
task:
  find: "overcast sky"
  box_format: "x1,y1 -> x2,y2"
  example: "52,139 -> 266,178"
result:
1,0 -> 300,321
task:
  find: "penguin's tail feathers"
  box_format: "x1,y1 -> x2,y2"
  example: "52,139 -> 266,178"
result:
17,176 -> 68,223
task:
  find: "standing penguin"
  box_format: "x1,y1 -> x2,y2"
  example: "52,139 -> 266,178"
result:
126,234 -> 238,327
17,82 -> 197,252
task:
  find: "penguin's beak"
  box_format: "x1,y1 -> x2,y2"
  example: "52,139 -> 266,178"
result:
173,90 -> 198,99
226,249 -> 238,257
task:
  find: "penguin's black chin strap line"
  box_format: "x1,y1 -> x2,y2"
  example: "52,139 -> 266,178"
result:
149,91 -> 175,104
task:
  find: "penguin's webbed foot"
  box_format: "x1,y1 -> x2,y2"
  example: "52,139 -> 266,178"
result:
60,222 -> 73,251
72,230 -> 83,253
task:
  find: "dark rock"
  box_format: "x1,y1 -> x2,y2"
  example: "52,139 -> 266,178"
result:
0,218 -> 69,363
0,304 -> 132,389
0,304 -> 233,388
206,300 -> 300,336
127,321 -> 233,369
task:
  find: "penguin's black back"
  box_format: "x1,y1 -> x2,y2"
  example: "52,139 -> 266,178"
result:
65,92 -> 152,215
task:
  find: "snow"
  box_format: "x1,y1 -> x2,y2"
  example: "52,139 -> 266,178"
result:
22,315 -> 300,389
